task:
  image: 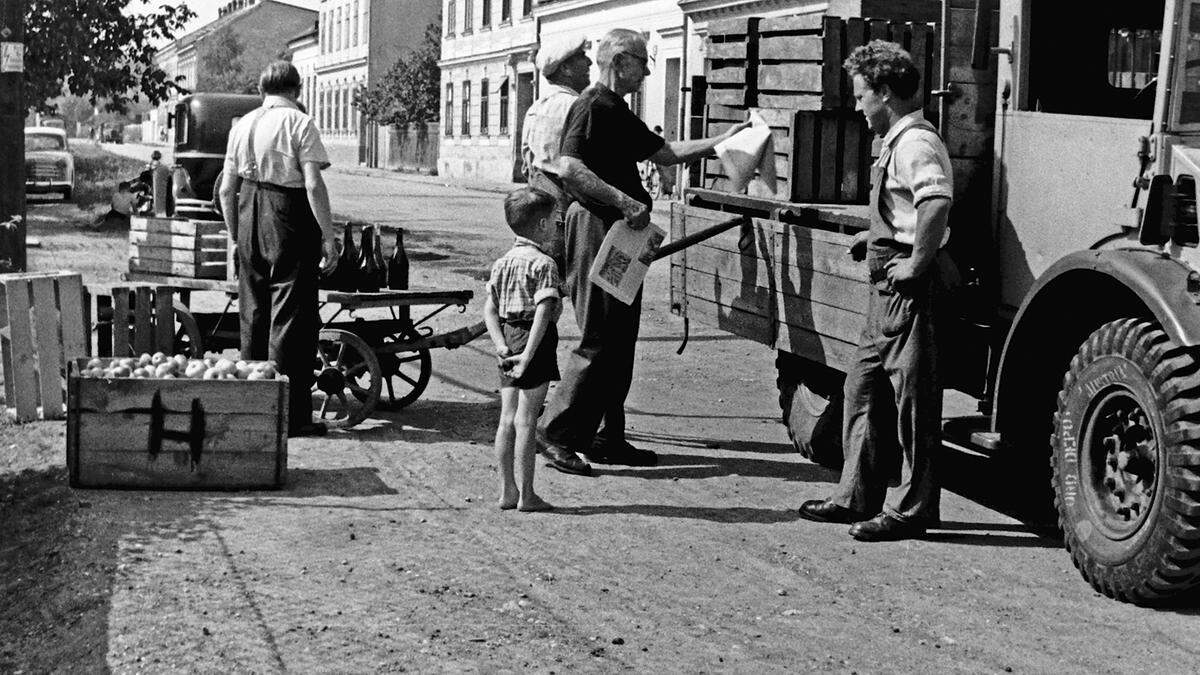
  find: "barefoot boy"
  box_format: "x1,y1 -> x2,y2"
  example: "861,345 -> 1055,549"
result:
484,187 -> 563,512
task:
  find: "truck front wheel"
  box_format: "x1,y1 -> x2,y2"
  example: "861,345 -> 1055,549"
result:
1052,318 -> 1200,604
776,354 -> 843,469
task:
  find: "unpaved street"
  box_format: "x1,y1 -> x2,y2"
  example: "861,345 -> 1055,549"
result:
3,153 -> 1200,672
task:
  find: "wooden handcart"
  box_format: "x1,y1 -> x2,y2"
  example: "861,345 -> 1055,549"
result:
109,274 -> 486,430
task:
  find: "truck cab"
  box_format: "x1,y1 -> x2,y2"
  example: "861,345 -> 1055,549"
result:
169,93 -> 261,218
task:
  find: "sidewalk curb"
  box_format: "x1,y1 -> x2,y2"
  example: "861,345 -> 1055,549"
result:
329,166 -> 515,195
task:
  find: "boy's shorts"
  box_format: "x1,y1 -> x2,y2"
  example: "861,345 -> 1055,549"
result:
498,321 -> 559,389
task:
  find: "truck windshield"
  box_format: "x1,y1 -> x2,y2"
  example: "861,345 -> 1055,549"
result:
25,134 -> 65,152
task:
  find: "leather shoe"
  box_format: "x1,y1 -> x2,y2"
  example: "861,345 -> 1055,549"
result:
796,499 -> 866,524
538,442 -> 592,476
848,513 -> 926,542
585,439 -> 658,466
289,421 -> 328,438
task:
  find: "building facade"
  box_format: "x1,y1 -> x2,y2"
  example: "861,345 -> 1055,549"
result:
437,0 -> 538,181
149,0 -> 318,145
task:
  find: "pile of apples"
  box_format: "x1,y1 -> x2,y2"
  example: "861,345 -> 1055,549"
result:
82,352 -> 280,380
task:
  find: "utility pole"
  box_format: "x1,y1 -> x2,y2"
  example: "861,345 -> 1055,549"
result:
0,0 -> 24,272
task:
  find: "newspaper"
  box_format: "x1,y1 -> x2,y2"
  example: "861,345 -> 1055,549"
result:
588,220 -> 666,305
713,111 -> 776,194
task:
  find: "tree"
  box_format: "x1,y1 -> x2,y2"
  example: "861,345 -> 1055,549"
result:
196,27 -> 257,94
26,0 -> 195,114
354,21 -> 441,128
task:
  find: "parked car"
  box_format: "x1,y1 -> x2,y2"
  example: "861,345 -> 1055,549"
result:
25,126 -> 75,201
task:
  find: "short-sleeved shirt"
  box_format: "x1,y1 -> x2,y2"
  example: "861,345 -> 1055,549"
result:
521,84 -> 579,176
111,191 -> 136,215
223,95 -> 330,189
877,111 -> 954,247
487,237 -> 563,322
558,83 -> 666,225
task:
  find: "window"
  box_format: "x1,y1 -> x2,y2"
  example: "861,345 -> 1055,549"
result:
521,0 -> 531,17
352,1 -> 360,46
480,78 -> 490,134
482,0 -> 491,28
463,0 -> 473,33
461,81 -> 472,136
500,0 -> 510,23
498,78 -> 509,134
446,0 -> 456,35
445,83 -> 454,136
344,5 -> 351,47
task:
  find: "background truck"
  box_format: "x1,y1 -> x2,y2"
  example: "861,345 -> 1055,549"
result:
672,0 -> 1200,604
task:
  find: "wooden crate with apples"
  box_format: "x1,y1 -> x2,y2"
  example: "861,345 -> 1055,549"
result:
66,355 -> 288,490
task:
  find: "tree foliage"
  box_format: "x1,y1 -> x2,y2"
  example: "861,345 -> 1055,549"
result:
354,21 -> 441,128
196,27 -> 258,94
26,0 -> 195,114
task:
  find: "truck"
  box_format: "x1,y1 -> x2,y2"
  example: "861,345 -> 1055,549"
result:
672,0 -> 1200,604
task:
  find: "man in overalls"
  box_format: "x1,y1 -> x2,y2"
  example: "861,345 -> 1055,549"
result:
797,41 -> 953,541
218,61 -> 340,437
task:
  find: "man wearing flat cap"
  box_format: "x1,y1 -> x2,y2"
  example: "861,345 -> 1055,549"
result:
536,28 -> 749,473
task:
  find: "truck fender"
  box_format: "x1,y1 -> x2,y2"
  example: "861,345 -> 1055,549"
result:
992,248 -> 1200,439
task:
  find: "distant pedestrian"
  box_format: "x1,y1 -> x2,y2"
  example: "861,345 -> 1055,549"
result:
92,181 -> 136,230
483,187 -> 563,512
218,60 -> 339,437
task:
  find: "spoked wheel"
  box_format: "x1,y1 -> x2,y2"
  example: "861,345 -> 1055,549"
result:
172,302 -> 204,357
375,337 -> 432,410
312,329 -> 382,429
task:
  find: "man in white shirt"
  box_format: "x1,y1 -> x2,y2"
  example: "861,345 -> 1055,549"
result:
219,61 -> 339,437
797,41 -> 953,541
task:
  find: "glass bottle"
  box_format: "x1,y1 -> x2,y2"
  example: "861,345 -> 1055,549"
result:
387,228 -> 409,290
357,224 -> 384,292
335,222 -> 359,291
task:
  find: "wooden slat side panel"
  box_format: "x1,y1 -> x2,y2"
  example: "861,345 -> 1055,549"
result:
112,286 -> 130,357
758,14 -> 824,34
4,280 -> 39,421
757,63 -> 823,93
684,269 -> 772,317
72,449 -> 281,489
777,293 -> 867,345
757,35 -> 823,61
134,287 -> 153,355
776,321 -> 859,369
685,244 -> 772,289
57,275 -> 87,362
129,230 -> 227,249
705,88 -> 748,106
154,288 -> 174,354
31,277 -> 64,419
706,66 -> 748,85
755,94 -> 823,110
130,217 -> 225,237
128,258 -> 226,280
706,41 -> 747,59
73,374 -> 285,415
130,244 -> 227,265
683,295 -> 774,346
76,411 -> 281,454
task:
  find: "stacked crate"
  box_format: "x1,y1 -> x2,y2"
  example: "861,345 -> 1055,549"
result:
697,12 -> 940,205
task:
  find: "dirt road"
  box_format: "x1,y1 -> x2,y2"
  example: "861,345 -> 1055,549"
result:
4,175 -> 1200,673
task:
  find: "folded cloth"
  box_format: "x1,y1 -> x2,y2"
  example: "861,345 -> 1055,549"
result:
714,111 -> 776,194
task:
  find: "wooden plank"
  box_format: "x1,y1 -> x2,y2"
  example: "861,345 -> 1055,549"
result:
72,449 -> 281,490
755,93 -> 823,110
706,66 -> 747,85
752,107 -> 796,128
868,18 -> 890,42
758,14 -> 825,34
130,244 -> 227,265
96,294 -> 112,357
685,268 -> 772,317
757,35 -> 824,61
909,22 -> 931,107
705,41 -> 747,59
129,229 -> 227,249
707,17 -> 753,37
128,258 -> 226,280
776,320 -> 859,368
841,118 -> 864,202
0,282 -> 12,410
776,264 -> 868,317
818,115 -> 841,202
56,275 -> 87,362
134,287 -> 153,356
76,411 -> 281,454
130,217 -> 225,237
4,280 -> 38,421
792,112 -> 817,202
821,16 -> 845,108
684,294 -> 774,346
73,373 -> 285,415
706,104 -> 748,121
30,277 -> 64,419
758,63 -> 823,93
111,286 -> 130,357
154,288 -> 174,354
685,243 -> 772,289
778,292 -> 867,345
705,88 -> 748,106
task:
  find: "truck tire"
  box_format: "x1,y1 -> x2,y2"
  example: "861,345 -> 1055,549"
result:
776,355 -> 843,469
1052,318 -> 1200,604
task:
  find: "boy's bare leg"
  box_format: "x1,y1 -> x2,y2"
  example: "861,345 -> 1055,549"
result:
495,387 -> 519,510
516,383 -> 553,512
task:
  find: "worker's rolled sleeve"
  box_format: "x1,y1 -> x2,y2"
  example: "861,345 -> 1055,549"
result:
895,133 -> 954,207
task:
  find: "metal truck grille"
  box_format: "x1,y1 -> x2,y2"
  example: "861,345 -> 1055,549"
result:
27,161 -> 63,181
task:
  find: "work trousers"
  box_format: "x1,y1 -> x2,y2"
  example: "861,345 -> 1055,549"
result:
527,169 -> 569,276
830,246 -> 941,523
539,202 -> 641,449
237,180 -> 321,433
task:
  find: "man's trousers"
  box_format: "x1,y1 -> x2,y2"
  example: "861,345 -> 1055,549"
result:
539,202 -> 641,449
237,180 -> 321,433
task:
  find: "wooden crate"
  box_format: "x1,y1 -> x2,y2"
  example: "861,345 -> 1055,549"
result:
129,216 -> 228,280
92,285 -> 198,358
790,109 -> 874,204
66,359 -> 288,490
701,107 -> 795,200
704,17 -> 760,108
0,272 -> 88,422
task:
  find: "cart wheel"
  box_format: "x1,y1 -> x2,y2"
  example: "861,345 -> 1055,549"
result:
172,301 -> 204,357
376,344 -> 432,410
312,329 -> 382,429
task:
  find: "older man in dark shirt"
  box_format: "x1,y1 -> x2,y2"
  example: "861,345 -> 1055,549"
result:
536,28 -> 748,474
